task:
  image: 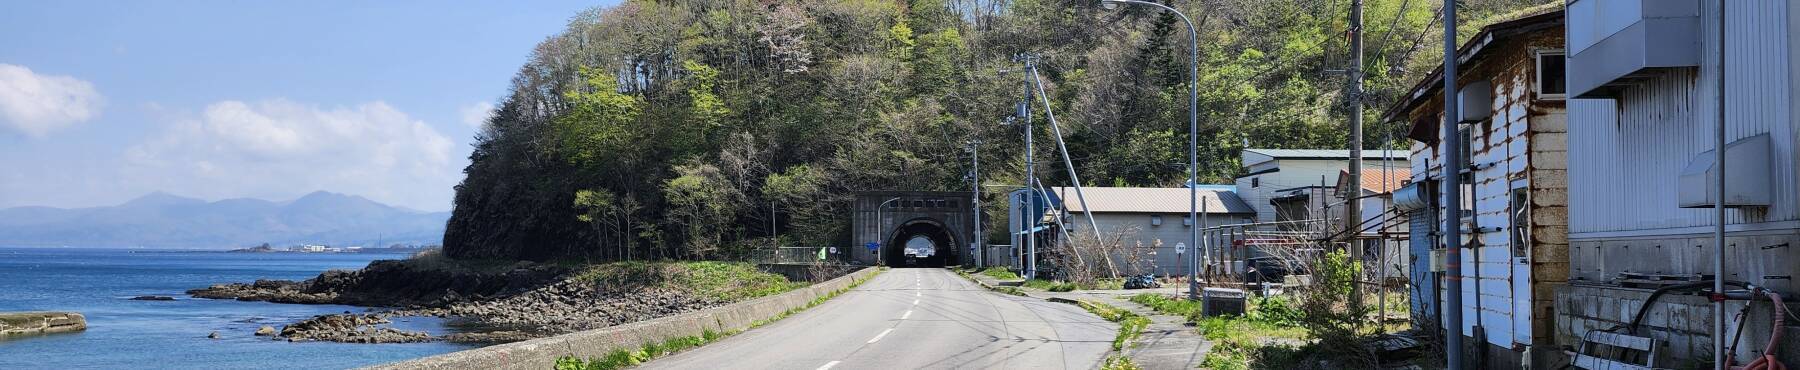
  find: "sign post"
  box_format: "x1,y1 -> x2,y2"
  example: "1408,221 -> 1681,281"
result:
1175,242 -> 1188,297
865,242 -> 880,266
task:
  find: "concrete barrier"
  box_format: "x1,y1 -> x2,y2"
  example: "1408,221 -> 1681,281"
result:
366,266 -> 880,370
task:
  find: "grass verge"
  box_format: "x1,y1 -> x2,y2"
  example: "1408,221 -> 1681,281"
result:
576,261 -> 807,302
1130,293 -> 1311,370
554,268 -> 881,370
1077,301 -> 1152,351
1022,279 -> 1077,292
976,266 -> 1020,281
953,269 -> 1028,296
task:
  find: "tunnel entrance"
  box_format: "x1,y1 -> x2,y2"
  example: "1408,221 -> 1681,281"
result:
884,219 -> 958,268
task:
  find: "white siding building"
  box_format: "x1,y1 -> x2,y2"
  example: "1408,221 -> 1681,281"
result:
1385,9 -> 1568,369
1235,149 -> 1408,223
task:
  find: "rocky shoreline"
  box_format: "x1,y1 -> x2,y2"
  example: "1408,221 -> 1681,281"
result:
186,257 -> 739,344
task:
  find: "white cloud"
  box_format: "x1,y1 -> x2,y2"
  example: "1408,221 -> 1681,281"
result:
124,99 -> 460,211
459,101 -> 494,129
0,64 -> 103,137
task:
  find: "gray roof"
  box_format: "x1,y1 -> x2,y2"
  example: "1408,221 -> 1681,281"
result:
1244,148 -> 1408,160
1050,187 -> 1255,214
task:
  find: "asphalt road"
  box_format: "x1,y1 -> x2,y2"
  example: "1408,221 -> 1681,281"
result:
642,268 -> 1118,370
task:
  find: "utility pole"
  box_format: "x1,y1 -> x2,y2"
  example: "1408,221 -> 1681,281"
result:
1016,55 -> 1038,279
1440,0 -> 1465,368
969,140 -> 984,269
1346,0 -> 1367,318
1711,1 -> 1727,367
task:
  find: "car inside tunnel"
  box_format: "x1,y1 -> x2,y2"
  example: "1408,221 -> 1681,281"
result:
884,219 -> 957,268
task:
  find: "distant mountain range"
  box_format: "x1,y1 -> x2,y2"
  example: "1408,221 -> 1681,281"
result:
0,191 -> 449,248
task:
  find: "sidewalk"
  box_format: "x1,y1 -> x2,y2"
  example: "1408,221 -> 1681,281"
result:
962,273 -> 1208,370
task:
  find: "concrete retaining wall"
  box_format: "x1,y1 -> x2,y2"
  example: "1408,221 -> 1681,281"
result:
367,267 -> 879,370
1556,283 -> 1800,368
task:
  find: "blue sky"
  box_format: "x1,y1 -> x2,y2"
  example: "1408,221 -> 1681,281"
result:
0,0 -> 619,212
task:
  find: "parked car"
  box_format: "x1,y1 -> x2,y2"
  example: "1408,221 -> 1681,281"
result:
1243,256 -> 1305,283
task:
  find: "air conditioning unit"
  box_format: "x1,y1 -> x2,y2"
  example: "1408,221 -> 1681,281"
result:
1679,134 -> 1772,208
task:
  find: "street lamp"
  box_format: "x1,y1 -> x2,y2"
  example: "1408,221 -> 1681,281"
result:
966,140 -> 984,269
1100,0 -> 1201,300
875,197 -> 902,266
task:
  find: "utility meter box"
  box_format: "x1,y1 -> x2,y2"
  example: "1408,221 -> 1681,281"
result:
1458,80 -> 1493,123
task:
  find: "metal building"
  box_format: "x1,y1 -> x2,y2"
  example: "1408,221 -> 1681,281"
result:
1560,0 -> 1800,367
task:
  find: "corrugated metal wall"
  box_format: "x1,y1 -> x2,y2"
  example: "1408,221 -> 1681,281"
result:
1568,0 -> 1796,234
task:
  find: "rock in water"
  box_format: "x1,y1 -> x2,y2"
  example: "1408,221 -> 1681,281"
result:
207,331 -> 220,339
254,326 -> 275,336
130,295 -> 176,301
278,314 -> 431,343
0,312 -> 86,339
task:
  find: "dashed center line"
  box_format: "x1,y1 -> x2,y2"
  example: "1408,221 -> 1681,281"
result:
867,328 -> 895,343
816,360 -> 841,370
912,299 -> 920,305
915,291 -> 921,297
901,310 -> 913,320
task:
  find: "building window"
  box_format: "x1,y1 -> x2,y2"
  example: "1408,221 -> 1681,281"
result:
1151,215 -> 1163,226
1510,188 -> 1530,258
1251,177 -> 1260,188
1535,50 -> 1567,100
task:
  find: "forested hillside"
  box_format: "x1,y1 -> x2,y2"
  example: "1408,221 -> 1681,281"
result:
445,0 -> 1551,261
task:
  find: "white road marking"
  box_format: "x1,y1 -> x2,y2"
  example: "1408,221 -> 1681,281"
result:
915,291 -> 921,297
901,310 -> 913,320
867,328 -> 895,343
816,361 -> 841,370
912,299 -> 920,305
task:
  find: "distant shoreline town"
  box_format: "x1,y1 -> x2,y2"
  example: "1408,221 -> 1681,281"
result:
228,243 -> 438,254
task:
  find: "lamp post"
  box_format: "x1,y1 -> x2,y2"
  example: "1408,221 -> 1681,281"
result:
967,140 -> 984,269
876,196 -> 902,266
1100,0 -> 1200,300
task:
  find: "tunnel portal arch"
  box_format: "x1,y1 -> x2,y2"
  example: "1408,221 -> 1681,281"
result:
851,192 -> 975,267
884,218 -> 959,267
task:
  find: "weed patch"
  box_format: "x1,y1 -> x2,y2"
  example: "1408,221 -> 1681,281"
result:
1101,355 -> 1143,370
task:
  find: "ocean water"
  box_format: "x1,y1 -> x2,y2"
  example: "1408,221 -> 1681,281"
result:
0,247 -> 474,369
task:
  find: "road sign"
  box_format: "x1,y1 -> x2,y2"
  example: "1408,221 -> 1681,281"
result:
1175,242 -> 1186,254
865,242 -> 879,252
